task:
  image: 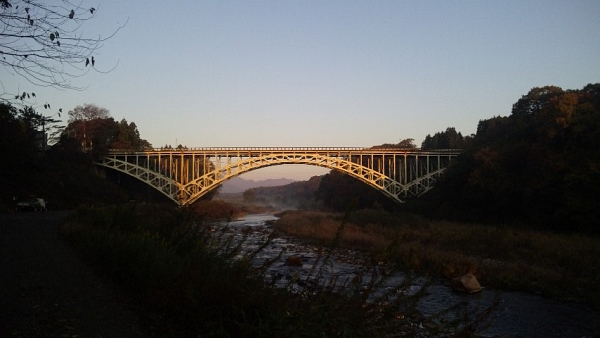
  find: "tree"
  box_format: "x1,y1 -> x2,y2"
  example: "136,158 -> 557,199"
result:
422,127 -> 471,149
397,138 -> 417,148
315,170 -> 395,211
1,0 -> 124,93
371,138 -> 417,149
113,119 -> 152,150
242,189 -> 256,203
0,103 -> 61,153
66,103 -> 110,149
428,84 -> 600,233
61,104 -> 151,152
0,103 -> 30,159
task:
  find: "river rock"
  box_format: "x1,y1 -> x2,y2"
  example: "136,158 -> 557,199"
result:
450,273 -> 482,293
284,255 -> 303,267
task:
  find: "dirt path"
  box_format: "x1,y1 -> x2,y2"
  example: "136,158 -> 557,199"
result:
0,211 -> 145,337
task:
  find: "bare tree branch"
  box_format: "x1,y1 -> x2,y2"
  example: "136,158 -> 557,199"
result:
1,0 -> 125,92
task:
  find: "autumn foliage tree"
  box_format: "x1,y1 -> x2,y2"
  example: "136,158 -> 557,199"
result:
0,102 -> 133,208
61,103 -> 151,152
65,103 -> 109,149
430,84 -> 600,233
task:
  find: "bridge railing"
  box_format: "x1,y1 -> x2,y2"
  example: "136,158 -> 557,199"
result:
106,147 -> 464,156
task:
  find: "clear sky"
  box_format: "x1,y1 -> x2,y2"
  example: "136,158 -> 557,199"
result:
2,1 -> 600,180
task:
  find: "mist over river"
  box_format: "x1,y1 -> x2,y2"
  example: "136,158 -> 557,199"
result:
215,214 -> 600,338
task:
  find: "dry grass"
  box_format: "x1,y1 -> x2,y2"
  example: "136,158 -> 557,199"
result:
274,210 -> 600,308
60,205 -> 461,337
189,199 -> 242,220
275,211 -> 392,250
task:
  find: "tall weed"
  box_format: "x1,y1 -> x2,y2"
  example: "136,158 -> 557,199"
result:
61,204 -> 486,337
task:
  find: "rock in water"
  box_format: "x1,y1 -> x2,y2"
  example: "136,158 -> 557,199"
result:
284,255 -> 303,267
451,273 -> 482,293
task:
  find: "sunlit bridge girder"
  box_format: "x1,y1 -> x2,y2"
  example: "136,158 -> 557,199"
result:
95,147 -> 461,206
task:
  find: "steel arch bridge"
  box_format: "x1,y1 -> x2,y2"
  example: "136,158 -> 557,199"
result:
96,147 -> 461,206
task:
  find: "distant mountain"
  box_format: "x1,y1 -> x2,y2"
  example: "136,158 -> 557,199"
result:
243,176 -> 323,210
220,176 -> 297,193
248,176 -> 322,200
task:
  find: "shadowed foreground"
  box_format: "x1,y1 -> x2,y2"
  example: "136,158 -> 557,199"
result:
0,211 -> 144,337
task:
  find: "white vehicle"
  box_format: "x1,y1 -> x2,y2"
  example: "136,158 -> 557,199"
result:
16,198 -> 47,211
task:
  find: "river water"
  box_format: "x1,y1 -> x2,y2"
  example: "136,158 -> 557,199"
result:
214,214 -> 600,337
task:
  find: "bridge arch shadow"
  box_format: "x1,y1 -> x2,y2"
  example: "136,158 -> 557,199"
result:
96,148 -> 460,206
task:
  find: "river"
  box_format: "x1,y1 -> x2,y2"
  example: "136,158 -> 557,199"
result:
214,214 -> 600,338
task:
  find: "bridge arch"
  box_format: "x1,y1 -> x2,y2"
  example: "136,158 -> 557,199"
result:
182,154 -> 405,206
96,148 -> 460,206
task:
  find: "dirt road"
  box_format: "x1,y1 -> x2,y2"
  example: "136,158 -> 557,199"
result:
0,211 -> 145,337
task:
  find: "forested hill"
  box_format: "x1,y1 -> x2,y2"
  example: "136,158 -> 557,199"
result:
242,176 -> 323,210
313,84 -> 599,233
425,84 -> 600,233
0,103 -> 153,210
221,177 -> 297,194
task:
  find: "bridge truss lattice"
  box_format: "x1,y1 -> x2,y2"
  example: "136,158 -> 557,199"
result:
96,148 -> 461,206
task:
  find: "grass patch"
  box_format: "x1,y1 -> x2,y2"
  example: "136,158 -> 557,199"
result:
274,210 -> 600,308
189,199 -> 243,220
60,204 -> 489,337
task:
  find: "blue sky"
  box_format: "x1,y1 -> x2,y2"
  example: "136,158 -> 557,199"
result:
2,1 -> 600,179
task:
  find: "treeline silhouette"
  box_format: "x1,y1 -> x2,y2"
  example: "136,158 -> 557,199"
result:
316,84 -> 600,233
0,103 -> 154,209
4,82 -> 600,234
430,84 -> 600,233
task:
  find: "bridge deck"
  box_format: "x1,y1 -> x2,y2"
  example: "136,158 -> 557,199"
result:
107,147 -> 463,156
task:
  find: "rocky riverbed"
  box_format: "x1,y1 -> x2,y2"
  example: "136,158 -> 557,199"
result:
216,214 -> 600,338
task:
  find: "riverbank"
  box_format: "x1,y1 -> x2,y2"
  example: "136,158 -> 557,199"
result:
272,209 -> 600,309
189,199 -> 277,220
60,204 -> 460,337
0,211 -> 145,337
9,205 -> 596,336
